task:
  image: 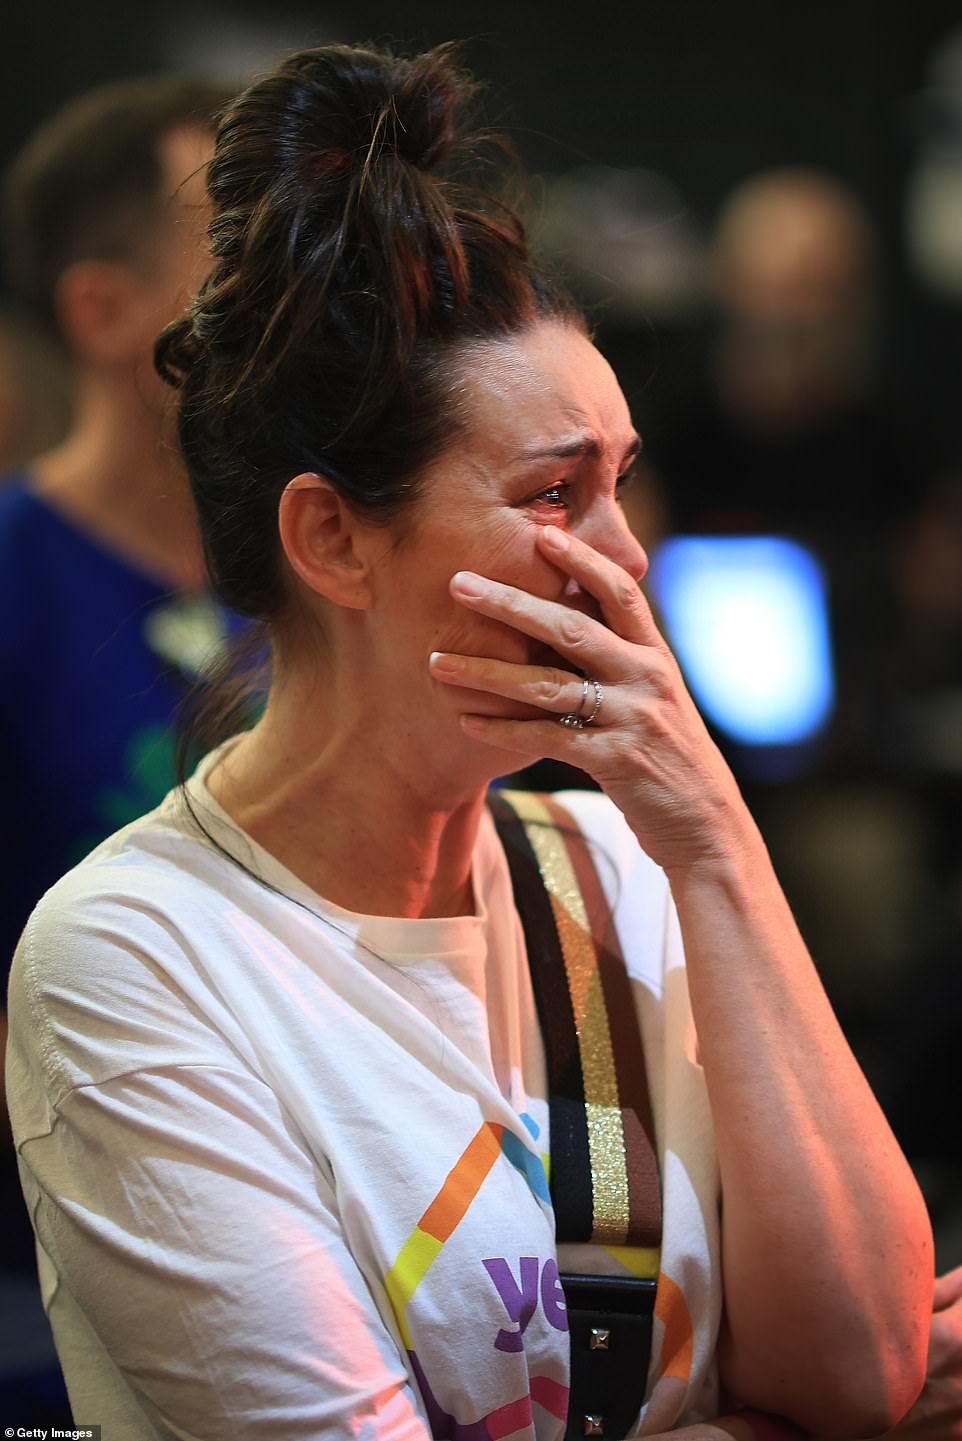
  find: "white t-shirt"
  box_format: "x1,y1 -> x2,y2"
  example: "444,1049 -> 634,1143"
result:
6,749 -> 721,1439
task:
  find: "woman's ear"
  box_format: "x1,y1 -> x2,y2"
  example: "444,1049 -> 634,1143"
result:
278,473 -> 376,610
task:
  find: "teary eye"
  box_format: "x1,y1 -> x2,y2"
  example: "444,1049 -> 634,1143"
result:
536,484 -> 570,508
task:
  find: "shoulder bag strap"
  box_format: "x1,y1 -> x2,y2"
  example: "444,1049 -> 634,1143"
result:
488,788 -> 662,1248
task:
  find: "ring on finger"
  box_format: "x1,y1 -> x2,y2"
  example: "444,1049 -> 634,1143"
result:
559,675 -> 604,729
582,677 -> 604,726
558,676 -> 590,728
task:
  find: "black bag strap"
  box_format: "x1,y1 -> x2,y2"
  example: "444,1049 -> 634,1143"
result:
488,788 -> 662,1248
489,789 -> 663,1439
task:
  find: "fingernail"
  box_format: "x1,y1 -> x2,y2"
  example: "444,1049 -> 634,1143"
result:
429,651 -> 462,674
451,571 -> 485,597
540,526 -> 569,550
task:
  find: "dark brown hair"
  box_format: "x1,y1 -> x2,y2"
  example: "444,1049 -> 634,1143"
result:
154,40 -> 581,629
2,74 -> 232,337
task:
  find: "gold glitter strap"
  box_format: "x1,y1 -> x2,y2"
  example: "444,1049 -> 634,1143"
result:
495,789 -> 645,1246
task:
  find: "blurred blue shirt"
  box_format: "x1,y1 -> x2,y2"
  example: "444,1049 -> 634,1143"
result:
0,475 -> 237,984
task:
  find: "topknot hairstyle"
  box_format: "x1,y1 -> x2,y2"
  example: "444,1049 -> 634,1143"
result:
156,41 -> 581,623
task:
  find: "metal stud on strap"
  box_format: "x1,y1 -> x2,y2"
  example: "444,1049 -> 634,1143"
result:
583,1418 -> 604,1437
588,1327 -> 610,1350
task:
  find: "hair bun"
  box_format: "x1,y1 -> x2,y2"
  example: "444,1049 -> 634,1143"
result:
271,41 -> 472,182
178,36 -> 538,417
383,46 -> 466,171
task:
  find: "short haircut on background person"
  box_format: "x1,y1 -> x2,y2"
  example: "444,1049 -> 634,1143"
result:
1,74 -> 233,343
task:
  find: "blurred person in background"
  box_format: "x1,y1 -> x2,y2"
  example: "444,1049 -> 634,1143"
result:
0,71 -> 231,1424
647,167 -> 919,753
652,168 -> 887,523
0,73 -> 232,1021
645,165 -> 932,1087
0,307 -> 70,474
646,160 -> 962,1294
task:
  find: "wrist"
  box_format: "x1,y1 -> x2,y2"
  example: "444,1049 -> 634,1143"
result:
659,811 -> 766,893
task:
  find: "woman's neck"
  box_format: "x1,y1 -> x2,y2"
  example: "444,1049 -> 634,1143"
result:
206,690 -> 488,920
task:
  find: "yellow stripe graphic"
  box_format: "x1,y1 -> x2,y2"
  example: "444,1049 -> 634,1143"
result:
602,1243 -> 661,1279
383,1121 -> 502,1346
384,1230 -> 442,1348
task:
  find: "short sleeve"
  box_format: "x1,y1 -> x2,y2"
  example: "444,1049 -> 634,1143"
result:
19,1062 -> 431,1440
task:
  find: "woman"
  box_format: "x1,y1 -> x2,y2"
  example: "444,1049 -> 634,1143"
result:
5,41 -> 939,1440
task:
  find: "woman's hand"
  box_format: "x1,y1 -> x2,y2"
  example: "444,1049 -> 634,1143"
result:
433,524 -> 749,874
436,522 -> 934,1433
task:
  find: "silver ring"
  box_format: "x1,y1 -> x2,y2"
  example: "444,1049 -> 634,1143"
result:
582,677 -> 603,726
558,676 -> 601,730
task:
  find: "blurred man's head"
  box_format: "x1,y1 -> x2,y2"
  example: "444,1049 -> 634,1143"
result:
710,167 -> 878,432
2,76 -> 231,385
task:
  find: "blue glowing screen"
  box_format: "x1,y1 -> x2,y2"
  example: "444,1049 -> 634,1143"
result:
646,535 -> 835,746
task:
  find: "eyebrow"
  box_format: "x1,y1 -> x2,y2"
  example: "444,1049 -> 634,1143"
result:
515,431 -> 642,466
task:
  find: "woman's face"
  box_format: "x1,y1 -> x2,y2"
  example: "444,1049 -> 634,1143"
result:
361,321 -> 648,770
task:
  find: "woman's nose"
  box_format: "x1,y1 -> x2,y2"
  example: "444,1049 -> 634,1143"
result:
580,501 -> 649,583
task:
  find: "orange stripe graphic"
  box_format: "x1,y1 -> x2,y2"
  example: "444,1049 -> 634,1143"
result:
655,1272 -> 694,1382
419,1121 -> 504,1242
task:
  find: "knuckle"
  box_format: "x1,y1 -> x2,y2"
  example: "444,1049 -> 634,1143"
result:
629,698 -> 667,740
616,578 -> 641,611
533,671 -> 567,706
645,655 -> 676,700
558,612 -> 586,649
592,732 -> 638,783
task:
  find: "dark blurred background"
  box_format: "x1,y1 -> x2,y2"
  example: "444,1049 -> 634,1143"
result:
3,0 -> 962,1419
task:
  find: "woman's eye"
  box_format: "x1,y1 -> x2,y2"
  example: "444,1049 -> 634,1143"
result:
536,484 -> 569,508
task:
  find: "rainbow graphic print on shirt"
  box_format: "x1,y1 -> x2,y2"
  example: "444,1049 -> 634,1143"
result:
384,1116 -> 569,1440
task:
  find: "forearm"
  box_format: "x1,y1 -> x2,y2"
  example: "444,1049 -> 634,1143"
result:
665,815 -> 932,1434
